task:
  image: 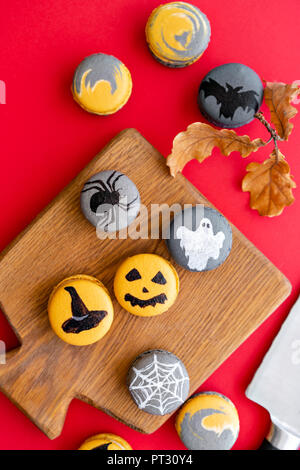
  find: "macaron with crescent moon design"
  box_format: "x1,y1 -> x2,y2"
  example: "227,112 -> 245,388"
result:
72,53 -> 132,115
176,392 -> 240,450
48,275 -> 114,346
79,433 -> 132,450
114,254 -> 179,317
145,2 -> 211,67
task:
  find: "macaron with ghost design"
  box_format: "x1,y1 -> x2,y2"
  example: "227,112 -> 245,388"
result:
176,392 -> 240,450
114,254 -> 179,317
198,63 -> 264,128
72,53 -> 132,115
127,349 -> 189,415
145,2 -> 211,68
48,275 -> 114,346
79,433 -> 132,450
166,205 -> 232,272
80,170 -> 140,232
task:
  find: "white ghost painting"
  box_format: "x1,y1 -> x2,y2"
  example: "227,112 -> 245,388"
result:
176,217 -> 225,271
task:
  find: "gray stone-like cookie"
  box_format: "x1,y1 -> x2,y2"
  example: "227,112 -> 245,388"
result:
166,205 -> 232,272
80,170 -> 140,232
198,63 -> 263,128
127,349 -> 189,416
176,392 -> 240,450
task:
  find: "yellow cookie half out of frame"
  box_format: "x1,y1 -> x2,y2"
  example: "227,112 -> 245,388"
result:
79,433 -> 132,450
114,253 -> 179,317
72,53 -> 132,115
48,275 -> 114,346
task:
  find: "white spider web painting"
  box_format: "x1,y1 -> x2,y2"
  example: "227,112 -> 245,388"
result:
129,353 -> 189,415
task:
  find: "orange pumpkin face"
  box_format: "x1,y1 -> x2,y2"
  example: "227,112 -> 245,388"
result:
114,254 -> 179,317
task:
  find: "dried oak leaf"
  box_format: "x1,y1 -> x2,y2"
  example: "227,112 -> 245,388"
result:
264,82 -> 300,141
167,122 -> 266,177
242,150 -> 296,217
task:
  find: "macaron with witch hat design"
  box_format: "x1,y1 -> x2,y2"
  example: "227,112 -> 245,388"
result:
48,275 -> 114,346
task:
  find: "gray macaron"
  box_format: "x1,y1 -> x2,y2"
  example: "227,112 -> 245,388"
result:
198,63 -> 263,128
166,205 -> 232,272
127,349 -> 189,416
176,391 -> 240,450
80,170 -> 140,232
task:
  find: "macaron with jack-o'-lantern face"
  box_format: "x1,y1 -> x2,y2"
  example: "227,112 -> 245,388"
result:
114,253 -> 179,317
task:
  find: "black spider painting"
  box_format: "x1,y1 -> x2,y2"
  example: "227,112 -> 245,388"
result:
81,170 -> 139,231
200,78 -> 260,120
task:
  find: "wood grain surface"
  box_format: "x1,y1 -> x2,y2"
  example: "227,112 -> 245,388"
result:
0,129 -> 291,439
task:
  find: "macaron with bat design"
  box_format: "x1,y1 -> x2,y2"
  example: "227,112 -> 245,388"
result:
198,63 -> 264,128
48,275 -> 114,346
114,254 -> 179,317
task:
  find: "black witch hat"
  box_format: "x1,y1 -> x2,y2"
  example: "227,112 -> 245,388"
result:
62,286 -> 107,334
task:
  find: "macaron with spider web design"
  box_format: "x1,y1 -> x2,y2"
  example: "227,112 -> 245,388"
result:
127,349 -> 189,415
80,170 -> 141,232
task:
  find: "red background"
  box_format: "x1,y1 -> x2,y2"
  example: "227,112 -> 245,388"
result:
0,0 -> 299,450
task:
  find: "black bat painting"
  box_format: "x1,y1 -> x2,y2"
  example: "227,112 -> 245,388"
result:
200,78 -> 260,120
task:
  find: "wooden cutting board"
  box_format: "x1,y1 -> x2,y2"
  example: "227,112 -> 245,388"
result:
0,129 -> 291,439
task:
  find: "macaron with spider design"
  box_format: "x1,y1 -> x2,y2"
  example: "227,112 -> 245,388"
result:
80,170 -> 141,232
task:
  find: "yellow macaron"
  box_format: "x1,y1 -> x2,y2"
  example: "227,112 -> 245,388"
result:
48,275 -> 114,346
72,53 -> 132,115
145,2 -> 211,68
114,253 -> 179,317
79,433 -> 132,450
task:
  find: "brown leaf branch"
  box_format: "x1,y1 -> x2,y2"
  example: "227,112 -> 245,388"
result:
254,111 -> 282,162
242,150 -> 296,217
166,81 -> 299,216
166,123 -> 266,177
264,82 -> 300,140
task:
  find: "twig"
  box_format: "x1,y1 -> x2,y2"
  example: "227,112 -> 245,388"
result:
254,111 -> 282,162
